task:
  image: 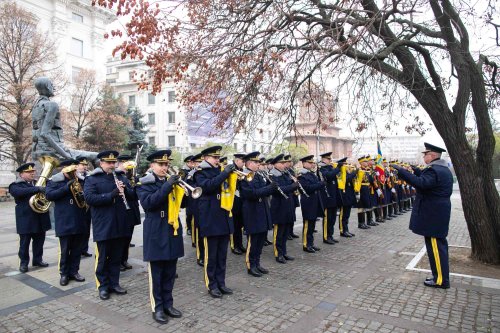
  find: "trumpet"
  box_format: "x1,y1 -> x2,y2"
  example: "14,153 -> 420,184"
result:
167,167 -> 202,199
232,169 -> 254,181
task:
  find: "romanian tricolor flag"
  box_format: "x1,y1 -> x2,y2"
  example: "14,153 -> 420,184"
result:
375,141 -> 386,183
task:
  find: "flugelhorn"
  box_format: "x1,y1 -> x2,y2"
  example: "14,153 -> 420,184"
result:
167,167 -> 202,199
232,169 -> 254,181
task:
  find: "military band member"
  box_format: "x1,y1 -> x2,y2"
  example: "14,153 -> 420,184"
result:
284,154 -> 300,239
194,146 -> 236,298
181,155 -> 194,236
392,143 -> 452,289
230,153 -> 246,255
269,154 -> 298,263
136,150 -> 184,324
239,152 -> 275,277
367,157 -> 382,225
116,154 -> 141,271
357,156 -> 375,229
9,163 -> 51,273
83,150 -> 132,300
46,159 -> 87,286
188,154 -> 205,265
317,152 -> 340,244
76,156 -> 93,257
263,157 -> 275,246
298,155 -> 325,253
337,158 -> 356,237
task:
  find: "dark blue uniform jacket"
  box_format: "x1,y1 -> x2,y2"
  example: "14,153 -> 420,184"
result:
136,173 -> 185,261
46,172 -> 88,237
395,159 -> 453,238
318,163 -> 340,208
240,172 -> 274,234
194,161 -> 234,237
298,169 -> 325,220
338,171 -> 357,207
269,168 -> 298,225
9,179 -> 51,234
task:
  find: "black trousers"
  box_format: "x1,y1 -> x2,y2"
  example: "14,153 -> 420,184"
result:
196,226 -> 205,261
424,237 -> 450,286
322,207 -> 337,240
302,220 -> 316,248
231,212 -> 244,250
81,218 -> 91,254
245,232 -> 266,270
58,234 -> 85,276
95,237 -> 126,292
273,224 -> 289,257
203,234 -> 229,291
19,232 -> 46,266
186,213 -> 193,234
148,259 -> 177,312
121,226 -> 136,264
339,206 -> 352,233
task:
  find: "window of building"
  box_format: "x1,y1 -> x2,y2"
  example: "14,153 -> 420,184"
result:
190,143 -> 196,149
168,91 -> 176,103
129,71 -> 135,80
168,135 -> 176,147
71,66 -> 82,83
106,67 -> 112,74
72,13 -> 83,23
148,136 -> 155,145
148,93 -> 155,105
168,112 -> 175,124
252,144 -> 256,151
233,143 -> 238,150
243,143 -> 247,152
70,38 -> 83,57
128,95 -> 136,106
148,113 -> 155,125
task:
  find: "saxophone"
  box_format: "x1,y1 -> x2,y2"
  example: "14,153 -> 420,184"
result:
29,156 -> 59,213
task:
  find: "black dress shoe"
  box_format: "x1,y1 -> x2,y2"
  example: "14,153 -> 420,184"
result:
256,266 -> 269,274
121,261 -> 133,269
303,247 -> 315,253
276,256 -> 286,263
367,221 -> 378,226
197,259 -> 204,267
240,246 -> 247,252
332,238 -> 339,243
424,280 -> 450,289
264,240 -> 272,246
119,264 -> 126,272
248,267 -> 263,277
19,265 -> 28,273
313,229 -> 318,233
129,243 -> 136,247
283,255 -> 295,261
312,246 -> 321,251
33,261 -> 49,267
81,252 -> 92,257
152,310 -> 169,324
358,224 -> 370,229
60,275 -> 69,286
425,277 -> 434,282
69,273 -> 85,282
165,306 -> 182,318
231,248 -> 243,255
386,216 -> 393,220
110,286 -> 127,294
323,239 -> 335,244
291,233 -> 299,238
209,288 -> 222,298
340,232 -> 351,238
346,232 -> 355,237
99,290 -> 110,300
287,235 -> 293,240
219,286 -> 233,295
187,229 -> 192,236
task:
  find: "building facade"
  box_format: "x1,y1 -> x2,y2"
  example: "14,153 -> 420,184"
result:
355,135 -> 424,162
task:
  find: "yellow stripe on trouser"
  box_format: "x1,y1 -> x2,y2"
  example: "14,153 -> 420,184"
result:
431,238 -> 443,285
148,263 -> 156,312
323,209 -> 327,241
230,234 -> 234,250
245,235 -> 251,269
196,228 -> 200,260
339,207 -> 344,233
203,237 -> 209,289
191,217 -> 195,244
94,244 -> 100,290
303,221 -> 308,248
273,225 -> 278,257
58,238 -> 62,272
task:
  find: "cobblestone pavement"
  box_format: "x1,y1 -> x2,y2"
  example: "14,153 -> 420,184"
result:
0,192 -> 499,333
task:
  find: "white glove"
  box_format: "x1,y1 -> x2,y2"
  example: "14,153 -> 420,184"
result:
376,189 -> 383,197
391,188 -> 396,194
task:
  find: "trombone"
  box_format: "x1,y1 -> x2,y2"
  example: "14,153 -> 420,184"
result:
232,169 -> 254,181
167,167 -> 202,199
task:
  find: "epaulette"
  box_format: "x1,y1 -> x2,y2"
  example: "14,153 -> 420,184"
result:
138,173 -> 155,185
50,172 -> 66,183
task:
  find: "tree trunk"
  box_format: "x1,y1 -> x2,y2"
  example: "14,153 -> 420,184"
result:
443,131 -> 500,264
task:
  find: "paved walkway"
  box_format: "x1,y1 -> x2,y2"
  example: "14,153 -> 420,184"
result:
0,192 -> 498,333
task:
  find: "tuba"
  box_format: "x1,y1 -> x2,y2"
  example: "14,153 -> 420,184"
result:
29,156 -> 59,213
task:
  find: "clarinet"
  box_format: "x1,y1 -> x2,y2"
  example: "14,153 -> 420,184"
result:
284,169 -> 309,198
316,167 -> 331,198
258,170 -> 289,199
112,171 -> 131,210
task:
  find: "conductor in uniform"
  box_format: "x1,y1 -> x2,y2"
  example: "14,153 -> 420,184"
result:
83,151 -> 132,300
136,150 -> 184,324
9,163 -> 51,273
194,146 -> 236,298
391,143 -> 453,289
